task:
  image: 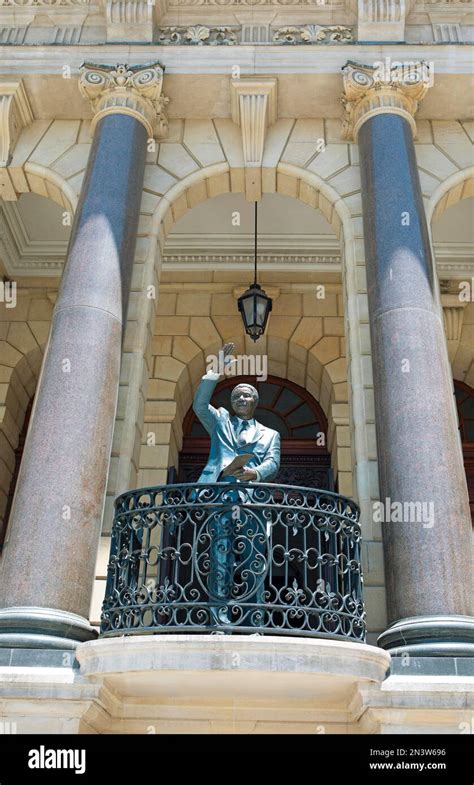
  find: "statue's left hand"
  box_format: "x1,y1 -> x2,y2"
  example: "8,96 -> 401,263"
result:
234,466 -> 258,481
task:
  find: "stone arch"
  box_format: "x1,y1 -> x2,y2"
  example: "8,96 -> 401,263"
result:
0,341 -> 47,544
426,167 -> 474,389
148,248 -> 353,495
143,162 -> 366,505
21,162 -> 78,212
146,326 -> 350,493
427,166 -> 474,225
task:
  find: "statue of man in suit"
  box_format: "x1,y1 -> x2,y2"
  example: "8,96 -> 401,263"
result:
192,342 -> 281,627
193,343 -> 281,484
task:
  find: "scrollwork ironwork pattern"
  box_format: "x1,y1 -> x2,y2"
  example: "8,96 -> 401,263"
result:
101,482 -> 365,642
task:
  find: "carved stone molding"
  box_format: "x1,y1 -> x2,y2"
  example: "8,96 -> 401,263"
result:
442,295 -> 468,343
168,0 -> 342,5
105,0 -> 154,43
341,60 -> 431,141
157,24 -> 237,44
231,78 -> 277,201
357,1 -> 415,41
79,62 -> 169,138
0,80 -> 33,201
273,24 -> 353,43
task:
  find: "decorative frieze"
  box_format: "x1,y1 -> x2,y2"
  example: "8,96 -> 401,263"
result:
341,60 -> 431,141
79,62 -> 169,139
156,23 -> 352,44
0,0 -> 89,5
157,25 -> 237,44
273,24 -> 353,43
167,0 -> 339,4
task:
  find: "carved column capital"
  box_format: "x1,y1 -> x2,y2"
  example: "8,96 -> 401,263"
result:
231,77 -> 277,201
0,80 -> 33,200
79,62 -> 169,139
341,60 -> 431,141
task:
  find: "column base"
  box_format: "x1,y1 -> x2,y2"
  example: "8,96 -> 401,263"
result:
378,616 -> 474,657
0,607 -> 98,650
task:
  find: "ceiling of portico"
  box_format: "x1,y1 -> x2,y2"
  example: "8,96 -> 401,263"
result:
0,190 -> 472,279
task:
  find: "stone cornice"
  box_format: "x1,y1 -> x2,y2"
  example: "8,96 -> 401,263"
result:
79,61 -> 169,138
0,45 -> 472,76
341,59 -> 431,140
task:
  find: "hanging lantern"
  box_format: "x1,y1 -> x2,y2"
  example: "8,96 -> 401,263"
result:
238,282 -> 272,342
238,202 -> 272,341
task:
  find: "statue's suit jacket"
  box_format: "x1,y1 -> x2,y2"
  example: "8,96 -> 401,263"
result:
193,373 -> 281,483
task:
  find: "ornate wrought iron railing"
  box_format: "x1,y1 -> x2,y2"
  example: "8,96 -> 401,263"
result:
101,483 -> 365,642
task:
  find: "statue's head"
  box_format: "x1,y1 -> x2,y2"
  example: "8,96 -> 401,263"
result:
230,383 -> 259,420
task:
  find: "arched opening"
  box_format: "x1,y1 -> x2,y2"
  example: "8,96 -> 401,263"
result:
178,375 -> 333,489
0,187 -> 69,547
430,179 -> 474,523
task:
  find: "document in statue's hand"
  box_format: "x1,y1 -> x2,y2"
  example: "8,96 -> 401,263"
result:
221,454 -> 253,477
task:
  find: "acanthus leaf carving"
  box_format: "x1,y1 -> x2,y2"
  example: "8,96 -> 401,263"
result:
273,24 -> 353,43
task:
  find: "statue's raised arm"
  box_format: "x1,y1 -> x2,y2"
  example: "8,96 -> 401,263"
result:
192,344 -> 281,483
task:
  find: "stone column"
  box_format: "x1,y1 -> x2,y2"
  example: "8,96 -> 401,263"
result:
342,61 -> 474,656
0,63 -> 168,650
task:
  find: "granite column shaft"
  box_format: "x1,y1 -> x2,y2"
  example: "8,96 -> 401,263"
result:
0,112 -> 147,648
358,112 -> 473,655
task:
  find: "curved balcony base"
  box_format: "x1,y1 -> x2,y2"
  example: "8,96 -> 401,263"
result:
76,633 -> 390,732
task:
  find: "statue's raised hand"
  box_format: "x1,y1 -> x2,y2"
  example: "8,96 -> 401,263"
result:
221,343 -> 237,375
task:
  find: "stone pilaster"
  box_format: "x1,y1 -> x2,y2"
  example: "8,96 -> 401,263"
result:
343,61 -> 474,656
0,63 -> 164,650
231,78 -> 277,201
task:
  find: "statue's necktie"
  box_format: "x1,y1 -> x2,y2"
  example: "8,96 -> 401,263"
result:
237,420 -> 250,446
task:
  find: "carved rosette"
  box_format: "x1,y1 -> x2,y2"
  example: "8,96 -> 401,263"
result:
341,61 -> 431,141
79,63 -> 169,139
